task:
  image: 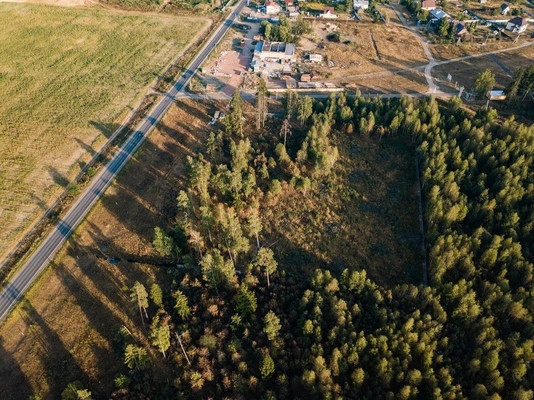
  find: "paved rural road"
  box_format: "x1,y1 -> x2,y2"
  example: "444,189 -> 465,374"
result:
0,0 -> 247,323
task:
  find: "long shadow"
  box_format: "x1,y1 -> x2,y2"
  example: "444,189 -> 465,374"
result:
17,301 -> 95,399
79,219 -> 155,287
74,137 -> 96,158
0,336 -> 32,399
30,192 -> 49,212
90,101 -> 212,256
89,120 -> 120,140
48,166 -> 69,188
51,260 -> 135,397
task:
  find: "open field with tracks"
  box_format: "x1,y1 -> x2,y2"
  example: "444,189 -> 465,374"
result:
0,3 -> 209,263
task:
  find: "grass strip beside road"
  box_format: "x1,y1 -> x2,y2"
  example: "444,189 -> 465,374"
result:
0,3 -> 209,263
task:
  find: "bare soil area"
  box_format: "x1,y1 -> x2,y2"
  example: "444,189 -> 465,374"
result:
300,21 -> 428,80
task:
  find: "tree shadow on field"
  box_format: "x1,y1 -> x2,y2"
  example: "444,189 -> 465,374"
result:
77,219 -> 154,287
74,137 -> 96,158
166,99 -> 216,140
51,260 -> 137,397
93,101 -> 212,261
30,192 -> 49,211
98,164 -> 170,245
17,301 -> 94,399
48,166 -> 70,188
0,336 -> 32,400
89,120 -> 120,139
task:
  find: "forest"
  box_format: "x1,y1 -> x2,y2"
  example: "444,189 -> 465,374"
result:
61,88 -> 534,399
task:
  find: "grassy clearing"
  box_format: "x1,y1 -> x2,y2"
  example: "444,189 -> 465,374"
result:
0,3 -> 209,262
431,44 -> 534,92
265,126 -> 423,288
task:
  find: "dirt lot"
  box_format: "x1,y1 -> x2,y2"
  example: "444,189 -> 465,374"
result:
0,99 -> 220,399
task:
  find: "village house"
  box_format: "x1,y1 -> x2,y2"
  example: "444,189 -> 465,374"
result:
251,41 -> 296,72
353,0 -> 369,10
286,5 -> 300,18
320,7 -> 338,18
455,23 -> 470,40
421,0 -> 436,11
284,0 -> 294,7
500,3 -> 510,15
506,16 -> 529,33
265,1 -> 281,14
430,8 -> 450,21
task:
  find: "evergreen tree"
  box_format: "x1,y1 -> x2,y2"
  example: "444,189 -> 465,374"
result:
174,290 -> 191,320
263,311 -> 281,341
473,69 -> 496,98
150,316 -> 171,358
124,344 -> 150,372
130,281 -> 149,323
153,227 -> 174,258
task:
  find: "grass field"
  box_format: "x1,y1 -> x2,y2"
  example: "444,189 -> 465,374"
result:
0,100 -> 213,399
0,3 -> 209,263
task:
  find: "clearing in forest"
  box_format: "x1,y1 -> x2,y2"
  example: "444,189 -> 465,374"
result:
268,123 -> 422,287
0,3 -> 209,263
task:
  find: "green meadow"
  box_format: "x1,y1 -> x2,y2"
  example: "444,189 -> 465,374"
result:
0,3 -> 209,262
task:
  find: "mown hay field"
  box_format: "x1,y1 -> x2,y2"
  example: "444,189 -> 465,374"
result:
0,3 -> 209,262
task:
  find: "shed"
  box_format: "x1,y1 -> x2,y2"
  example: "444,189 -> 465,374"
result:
430,8 -> 450,20
307,53 -> 323,63
353,0 -> 369,10
487,90 -> 506,100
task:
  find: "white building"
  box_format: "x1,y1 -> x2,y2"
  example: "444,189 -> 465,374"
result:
265,1 -> 281,14
506,17 -> 529,33
251,41 -> 296,72
353,0 -> 369,10
320,7 -> 338,18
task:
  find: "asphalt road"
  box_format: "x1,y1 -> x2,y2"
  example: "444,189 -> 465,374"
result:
0,0 -> 247,323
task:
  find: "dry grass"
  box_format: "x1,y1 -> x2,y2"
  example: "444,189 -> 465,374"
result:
431,37 -> 531,61
301,21 -> 428,80
0,99 -> 216,399
432,44 -> 534,92
266,130 -> 423,288
0,3 -> 209,263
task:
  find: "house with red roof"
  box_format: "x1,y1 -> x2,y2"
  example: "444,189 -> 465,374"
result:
320,7 -> 338,18
266,1 -> 281,14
